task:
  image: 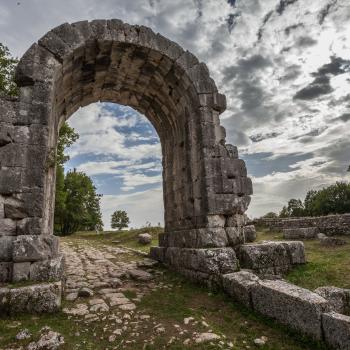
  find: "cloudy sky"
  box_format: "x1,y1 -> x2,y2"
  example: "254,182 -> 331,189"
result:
1,0 -> 350,228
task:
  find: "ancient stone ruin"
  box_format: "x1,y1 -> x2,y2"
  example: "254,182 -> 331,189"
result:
0,19 -> 252,287
1,20 -> 349,349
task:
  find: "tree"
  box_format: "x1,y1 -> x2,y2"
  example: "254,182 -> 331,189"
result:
262,212 -> 278,219
111,210 -> 130,230
54,123 -> 79,234
61,170 -> 103,235
0,43 -> 18,96
54,124 -> 103,236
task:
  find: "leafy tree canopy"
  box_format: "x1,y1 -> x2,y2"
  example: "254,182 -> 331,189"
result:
111,210 -> 130,231
278,182 -> 350,218
0,43 -> 18,96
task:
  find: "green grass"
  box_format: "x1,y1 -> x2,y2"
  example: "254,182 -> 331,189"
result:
137,271 -> 328,350
256,227 -> 350,290
67,226 -> 162,253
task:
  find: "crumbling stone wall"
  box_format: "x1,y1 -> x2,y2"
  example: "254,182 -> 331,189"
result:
254,214 -> 350,235
0,19 -> 252,283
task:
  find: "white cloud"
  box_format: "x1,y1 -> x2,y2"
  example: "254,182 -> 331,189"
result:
2,0 -> 349,223
101,187 -> 164,230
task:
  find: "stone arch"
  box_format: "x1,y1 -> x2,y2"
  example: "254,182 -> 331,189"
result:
0,20 -> 252,284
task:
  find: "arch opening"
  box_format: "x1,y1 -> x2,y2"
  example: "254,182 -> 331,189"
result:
61,102 -> 164,231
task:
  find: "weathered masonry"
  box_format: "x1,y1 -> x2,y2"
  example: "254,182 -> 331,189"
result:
0,19 -> 252,284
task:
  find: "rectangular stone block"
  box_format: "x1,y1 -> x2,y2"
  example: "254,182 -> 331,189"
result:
165,247 -> 239,275
251,280 -> 330,339
12,262 -> 31,282
283,227 -> 318,239
238,241 -> 305,275
7,281 -> 62,314
149,247 -> 166,263
0,262 -> 13,282
0,236 -> 14,262
322,312 -> 350,350
222,271 -> 260,308
13,235 -> 59,263
0,218 -> 17,236
30,255 -> 64,282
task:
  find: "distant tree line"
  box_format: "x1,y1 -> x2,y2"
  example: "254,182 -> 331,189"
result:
262,182 -> 350,219
0,43 -> 103,236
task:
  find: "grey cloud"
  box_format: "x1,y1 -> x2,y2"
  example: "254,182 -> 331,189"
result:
227,13 -> 240,32
279,64 -> 302,82
284,23 -> 304,36
296,36 -> 317,47
237,80 -> 265,110
333,113 -> 350,123
222,54 -> 272,83
318,0 -> 338,25
241,152 -> 313,177
294,76 -> 333,100
227,0 -> 236,7
315,56 -> 350,76
257,10 -> 273,41
294,56 -> 350,100
276,0 -> 299,16
249,132 -> 281,143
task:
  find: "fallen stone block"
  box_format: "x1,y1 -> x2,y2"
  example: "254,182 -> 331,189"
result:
315,286 -> 350,314
322,312 -> 350,350
320,236 -> 347,246
2,281 -> 62,314
283,227 -> 318,239
222,270 -> 260,308
251,279 -> 330,339
238,241 -> 305,275
138,233 -> 152,245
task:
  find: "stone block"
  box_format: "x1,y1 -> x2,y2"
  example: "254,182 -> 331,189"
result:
243,225 -> 256,243
251,280 -> 330,339
225,227 -> 245,246
283,227 -> 318,239
238,241 -> 305,275
30,255 -> 65,282
15,43 -> 60,86
322,312 -> 350,350
13,235 -> 59,263
0,288 -> 10,314
16,217 -> 42,235
281,241 -> 306,264
165,247 -> 239,275
149,247 -> 166,263
0,218 -> 17,236
195,228 -> 228,248
12,262 -> 31,282
7,281 -> 62,314
0,262 -> 13,282
222,270 -> 260,308
0,236 -> 14,262
315,286 -> 350,314
320,236 -> 347,246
